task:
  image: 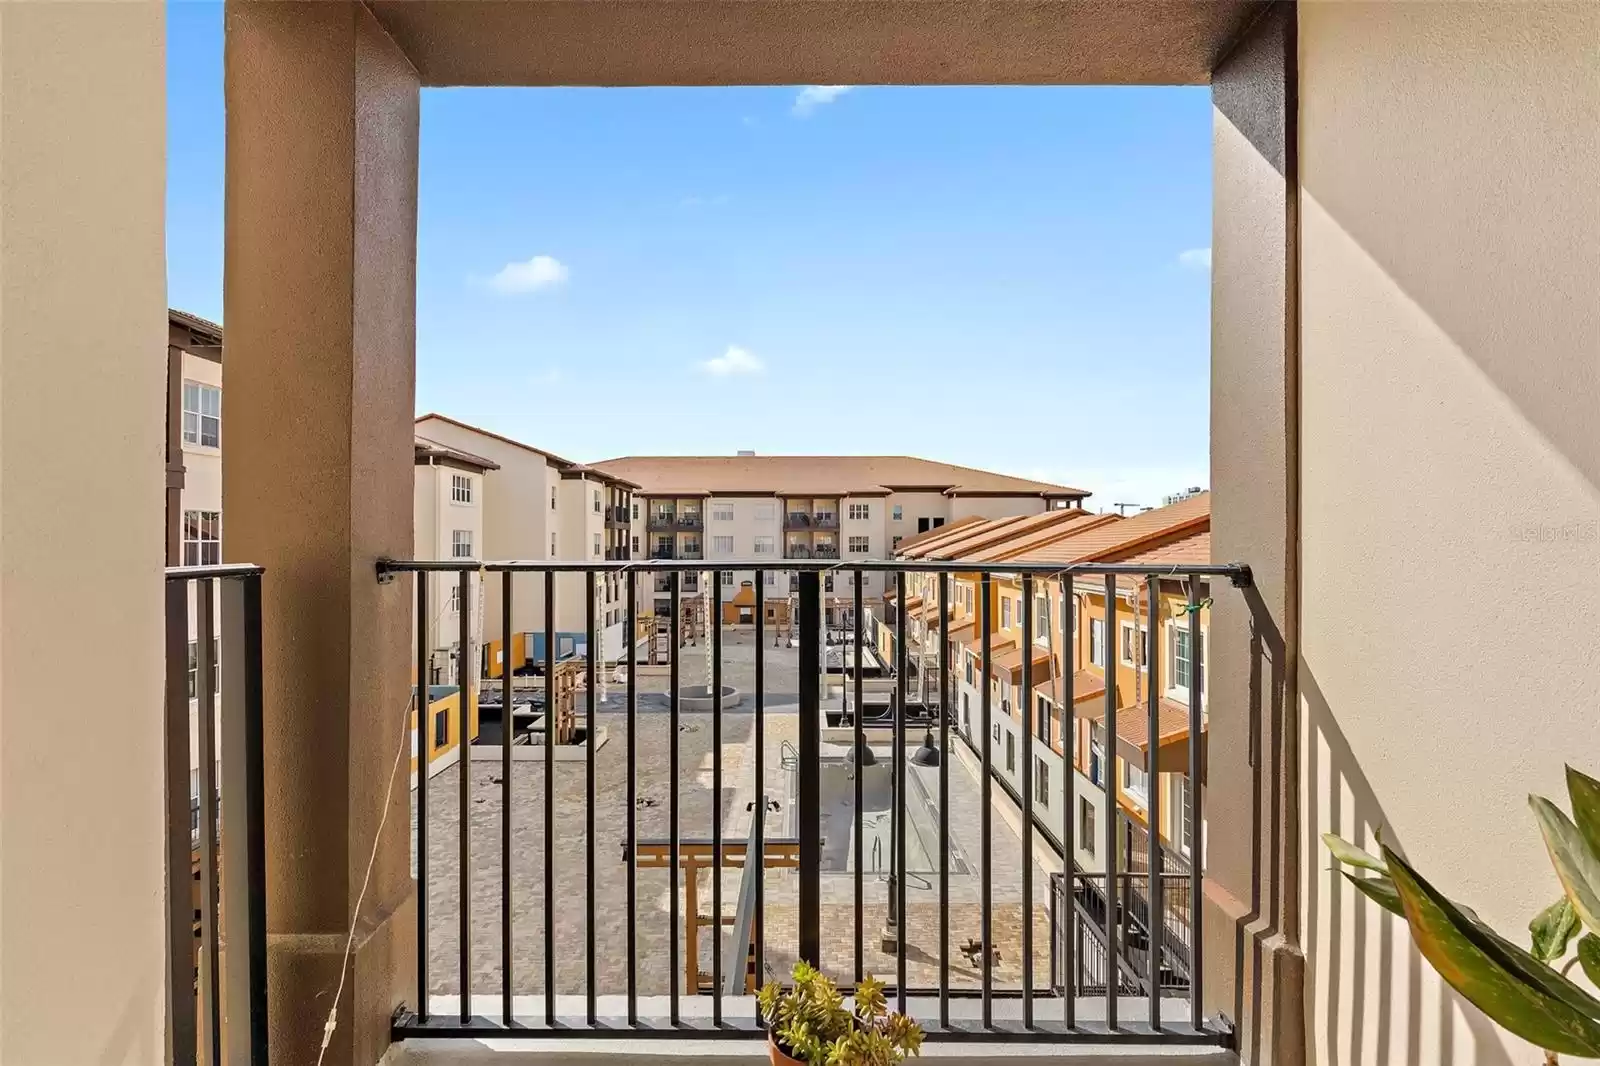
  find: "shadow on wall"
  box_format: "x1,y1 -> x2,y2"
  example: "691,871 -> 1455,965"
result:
1303,666 -> 1516,1066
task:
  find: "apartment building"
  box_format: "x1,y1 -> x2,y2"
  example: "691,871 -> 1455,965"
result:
591,452 -> 1089,626
412,436 -> 496,685
414,414 -> 640,667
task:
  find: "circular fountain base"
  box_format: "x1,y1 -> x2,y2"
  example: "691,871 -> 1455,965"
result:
678,684 -> 742,711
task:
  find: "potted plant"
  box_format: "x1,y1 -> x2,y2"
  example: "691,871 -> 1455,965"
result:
757,962 -> 924,1066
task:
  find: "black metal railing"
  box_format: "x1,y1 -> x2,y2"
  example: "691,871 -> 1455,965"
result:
378,557 -> 1246,1045
677,513 -> 704,531
165,564 -> 268,1066
786,545 -> 813,559
814,512 -> 839,529
648,513 -> 676,531
785,512 -> 813,530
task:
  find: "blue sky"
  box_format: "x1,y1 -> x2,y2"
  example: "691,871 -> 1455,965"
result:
168,4 -> 1212,509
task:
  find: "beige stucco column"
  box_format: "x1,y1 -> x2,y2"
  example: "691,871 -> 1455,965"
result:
224,4 -> 419,1063
1207,3 -> 1304,1064
0,3 -> 169,1063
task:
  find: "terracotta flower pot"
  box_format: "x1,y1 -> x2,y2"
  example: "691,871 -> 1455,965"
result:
767,1034 -> 806,1066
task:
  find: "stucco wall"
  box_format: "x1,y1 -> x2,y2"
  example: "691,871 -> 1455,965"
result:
1298,3 -> 1600,1064
0,3 -> 168,1062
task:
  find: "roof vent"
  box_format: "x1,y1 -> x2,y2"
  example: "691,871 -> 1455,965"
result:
737,450 -> 756,457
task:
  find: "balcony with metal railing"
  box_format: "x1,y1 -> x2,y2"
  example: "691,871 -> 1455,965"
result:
364,556 -> 1245,1051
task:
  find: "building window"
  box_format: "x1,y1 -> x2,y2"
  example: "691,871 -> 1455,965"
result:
824,574 -> 835,593
847,503 -> 870,521
434,710 -> 449,749
1034,595 -> 1050,645
962,694 -> 970,736
991,721 -> 1000,744
765,571 -> 776,586
1089,618 -> 1106,668
551,532 -> 558,557
551,487 -> 557,510
1174,775 -> 1194,857
593,533 -> 602,557
1005,729 -> 1015,773
593,488 -> 602,513
892,504 -> 903,521
632,502 -> 639,520
452,530 -> 473,558
1124,761 -> 1149,807
450,474 -> 473,503
1036,695 -> 1052,745
186,638 -> 220,699
712,503 -> 734,522
753,536 -> 774,555
892,535 -> 903,551
1079,798 -> 1096,856
1089,727 -> 1105,787
448,584 -> 461,613
182,381 -> 221,447
1170,623 -> 1203,697
712,535 -> 734,555
721,570 -> 734,587
847,536 -> 870,553
1034,757 -> 1050,807
1001,598 -> 1012,629
1119,621 -> 1149,669
182,510 -> 221,566
964,650 -> 974,685
631,535 -> 640,553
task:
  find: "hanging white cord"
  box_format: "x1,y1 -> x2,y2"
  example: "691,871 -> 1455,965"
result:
316,564 -> 483,1065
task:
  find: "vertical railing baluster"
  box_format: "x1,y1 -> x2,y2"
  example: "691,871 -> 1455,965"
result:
669,571 -> 682,1025
1146,574 -> 1163,1028
543,571 -> 555,1027
218,571 -> 268,1064
502,571 -> 514,1025
1061,575 -> 1075,1028
938,571 -> 950,1031
712,571 -> 724,1023
979,574 -> 993,1029
754,568 -> 766,999
852,572 -> 864,985
1102,574 -> 1118,1030
459,568 -> 473,1023
195,580 -> 222,1066
797,571 -> 821,969
627,569 -> 638,1025
164,576 -> 198,1066
1020,574 -> 1034,1030
893,572 -> 908,1013
415,573 -> 430,1023
1187,576 -> 1205,1031
585,571 -> 597,1026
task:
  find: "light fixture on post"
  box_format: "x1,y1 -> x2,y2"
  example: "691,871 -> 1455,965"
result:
910,728 -> 940,767
845,733 -> 877,768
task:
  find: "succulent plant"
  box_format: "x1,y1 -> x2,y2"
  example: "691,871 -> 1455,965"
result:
757,962 -> 924,1065
1326,765 -> 1600,1062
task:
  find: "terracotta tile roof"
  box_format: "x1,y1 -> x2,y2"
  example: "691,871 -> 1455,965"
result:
896,515 -> 1026,559
989,643 -> 1055,681
892,515 -> 986,554
1032,670 -> 1109,704
946,619 -> 978,643
1005,492 -> 1211,565
970,512 -> 1121,562
170,307 -> 223,343
1080,696 -> 1199,750
589,454 -> 1088,498
1067,528 -> 1214,598
901,513 -> 1046,560
414,436 -> 499,471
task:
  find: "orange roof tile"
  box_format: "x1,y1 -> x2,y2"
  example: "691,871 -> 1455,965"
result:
968,511 -> 1121,562
1080,696 -> 1200,750
1032,670 -> 1109,704
989,643 -> 1055,681
589,454 -> 1088,498
1006,493 -> 1211,565
897,515 -> 1028,559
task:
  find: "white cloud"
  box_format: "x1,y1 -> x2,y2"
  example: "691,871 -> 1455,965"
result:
1178,247 -> 1212,271
698,346 -> 764,376
488,255 -> 569,294
793,85 -> 854,117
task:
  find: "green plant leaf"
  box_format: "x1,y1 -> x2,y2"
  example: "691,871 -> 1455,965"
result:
1383,844 -> 1600,1055
1342,870 -> 1406,917
1323,832 -> 1388,873
1532,898 -> 1583,962
1580,935 -> 1600,989
1533,794 -> 1600,933
1568,767 -> 1600,862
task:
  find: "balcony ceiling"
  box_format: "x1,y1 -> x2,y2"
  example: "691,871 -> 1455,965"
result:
367,0 -> 1267,87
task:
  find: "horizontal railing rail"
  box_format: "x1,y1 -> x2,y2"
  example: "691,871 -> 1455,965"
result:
382,556 -> 1245,1046
164,564 -> 268,1066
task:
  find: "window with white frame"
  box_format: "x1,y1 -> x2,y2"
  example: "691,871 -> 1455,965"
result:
1005,730 -> 1016,772
754,536 -> 774,555
712,503 -> 734,522
593,533 -> 602,557
1119,621 -> 1149,669
712,535 -> 734,555
1123,761 -> 1149,807
631,535 -> 640,552
551,487 -> 557,510
1173,774 -> 1194,857
448,584 -> 461,613
187,638 -> 220,699
451,474 -> 473,503
765,571 -> 776,586
182,510 -> 221,566
593,488 -> 602,513
550,532 -> 557,556
452,530 -> 473,558
892,535 -> 903,550
1034,757 -> 1050,807
1169,622 -> 1203,698
1035,694 -> 1052,745
847,502 -> 870,520
1001,598 -> 1012,629
1034,595 -> 1050,644
182,381 -> 221,447
632,502 -> 639,520
847,536 -> 869,554
1078,799 -> 1096,856
891,504 -> 903,521
721,570 -> 734,587
1089,617 -> 1106,667
824,573 -> 834,593
1089,726 -> 1106,787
